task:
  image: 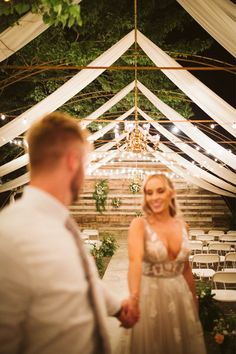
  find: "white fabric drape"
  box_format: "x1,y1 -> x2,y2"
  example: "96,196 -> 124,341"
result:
137,81 -> 236,169
80,82 -> 135,128
87,152 -> 117,174
0,131 -> 125,192
148,147 -> 235,197
0,154 -> 28,178
158,143 -> 236,194
92,134 -> 126,153
0,83 -> 135,176
177,0 -> 236,57
0,13 -> 48,63
88,108 -> 134,142
137,30 -> 236,138
0,30 -> 134,147
0,172 -> 30,193
138,108 -> 236,185
138,125 -> 236,194
0,1 -> 81,63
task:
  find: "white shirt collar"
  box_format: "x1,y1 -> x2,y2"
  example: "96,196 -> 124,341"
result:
22,186 -> 69,224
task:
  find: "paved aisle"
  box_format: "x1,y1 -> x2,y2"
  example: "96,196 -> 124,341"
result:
103,241 -> 132,354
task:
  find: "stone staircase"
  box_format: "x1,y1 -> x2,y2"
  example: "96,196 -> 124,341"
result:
70,177 -> 232,234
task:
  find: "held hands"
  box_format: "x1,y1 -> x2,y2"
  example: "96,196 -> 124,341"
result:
116,296 -> 140,328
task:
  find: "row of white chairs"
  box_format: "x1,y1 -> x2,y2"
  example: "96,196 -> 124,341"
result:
189,229 -> 236,236
189,241 -> 235,255
189,234 -> 236,243
191,252 -> 236,269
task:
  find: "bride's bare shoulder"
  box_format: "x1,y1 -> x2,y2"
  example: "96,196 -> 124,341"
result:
130,216 -> 146,229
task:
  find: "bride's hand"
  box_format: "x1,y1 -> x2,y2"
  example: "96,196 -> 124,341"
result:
128,294 -> 140,321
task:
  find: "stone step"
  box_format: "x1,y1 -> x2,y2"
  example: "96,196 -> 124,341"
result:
70,204 -> 228,211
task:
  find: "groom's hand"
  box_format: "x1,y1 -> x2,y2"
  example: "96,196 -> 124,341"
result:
116,299 -> 139,328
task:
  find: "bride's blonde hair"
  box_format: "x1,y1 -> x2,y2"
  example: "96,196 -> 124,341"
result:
142,173 -> 177,217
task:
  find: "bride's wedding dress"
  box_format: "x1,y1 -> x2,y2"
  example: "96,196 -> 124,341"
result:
130,220 -> 206,354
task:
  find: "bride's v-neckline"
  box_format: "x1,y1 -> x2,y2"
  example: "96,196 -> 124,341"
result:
145,219 -> 184,262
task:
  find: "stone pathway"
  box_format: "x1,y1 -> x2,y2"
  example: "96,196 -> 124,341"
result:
103,241 -> 132,354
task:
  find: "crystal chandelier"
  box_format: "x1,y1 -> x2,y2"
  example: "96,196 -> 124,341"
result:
125,121 -> 148,153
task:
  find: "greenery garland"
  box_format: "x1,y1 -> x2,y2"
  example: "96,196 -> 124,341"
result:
92,179 -> 109,213
0,0 -> 82,28
129,180 -> 141,194
135,211 -> 143,217
111,197 -> 122,209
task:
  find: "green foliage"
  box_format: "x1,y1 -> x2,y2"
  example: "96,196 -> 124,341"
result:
129,180 -> 141,194
196,282 -> 223,332
90,244 -> 105,278
111,197 -> 121,209
92,180 -> 109,213
100,234 -> 118,257
212,312 -> 236,349
0,0 -> 82,28
135,211 -> 143,217
90,234 -> 118,277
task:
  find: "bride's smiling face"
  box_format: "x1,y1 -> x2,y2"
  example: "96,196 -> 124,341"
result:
144,176 -> 174,215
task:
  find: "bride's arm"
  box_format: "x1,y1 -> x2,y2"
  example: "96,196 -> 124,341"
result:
127,217 -> 145,319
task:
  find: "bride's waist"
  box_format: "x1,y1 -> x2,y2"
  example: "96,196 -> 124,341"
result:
142,261 -> 184,278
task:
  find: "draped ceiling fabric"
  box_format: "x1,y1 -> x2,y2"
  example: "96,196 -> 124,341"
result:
80,81 -> 135,128
1,29 -> 235,196
150,148 -> 236,198
177,0 -> 236,58
138,125 -> 236,195
0,154 -> 28,178
88,108 -> 134,142
137,81 -> 236,169
0,30 -> 135,147
2,29 -> 236,146
137,30 -> 236,138
138,108 -> 236,185
158,143 -> 236,194
2,79 -> 236,184
0,13 -> 49,63
0,133 -> 126,192
0,1 -> 81,63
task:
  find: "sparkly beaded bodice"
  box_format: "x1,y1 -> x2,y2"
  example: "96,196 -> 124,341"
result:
142,220 -> 190,277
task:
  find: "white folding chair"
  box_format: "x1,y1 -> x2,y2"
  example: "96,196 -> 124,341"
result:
195,234 -> 215,245
192,254 -> 220,279
188,241 -> 203,262
208,243 -> 233,262
83,229 -> 99,240
227,230 -> 236,235
211,271 -> 236,302
208,230 -> 225,236
189,229 -> 205,237
224,252 -> 236,270
219,235 -> 236,243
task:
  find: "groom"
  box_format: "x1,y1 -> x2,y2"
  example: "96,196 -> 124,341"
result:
0,112 -> 137,354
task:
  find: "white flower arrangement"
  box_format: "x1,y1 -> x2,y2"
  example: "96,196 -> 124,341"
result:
111,197 -> 122,208
129,180 -> 141,194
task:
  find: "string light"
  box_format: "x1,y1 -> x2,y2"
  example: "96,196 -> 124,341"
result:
1,113 -> 6,120
172,126 -> 179,134
210,123 -> 215,129
233,122 -> 236,130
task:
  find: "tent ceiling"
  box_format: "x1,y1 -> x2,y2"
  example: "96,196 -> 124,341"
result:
0,1 -> 235,197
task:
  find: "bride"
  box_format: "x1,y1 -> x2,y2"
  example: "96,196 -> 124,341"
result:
126,173 -> 206,354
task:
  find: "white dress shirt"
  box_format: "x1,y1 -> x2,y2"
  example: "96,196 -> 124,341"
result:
0,186 -> 120,354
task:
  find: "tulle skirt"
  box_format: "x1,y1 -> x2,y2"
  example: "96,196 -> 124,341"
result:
130,274 -> 206,354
